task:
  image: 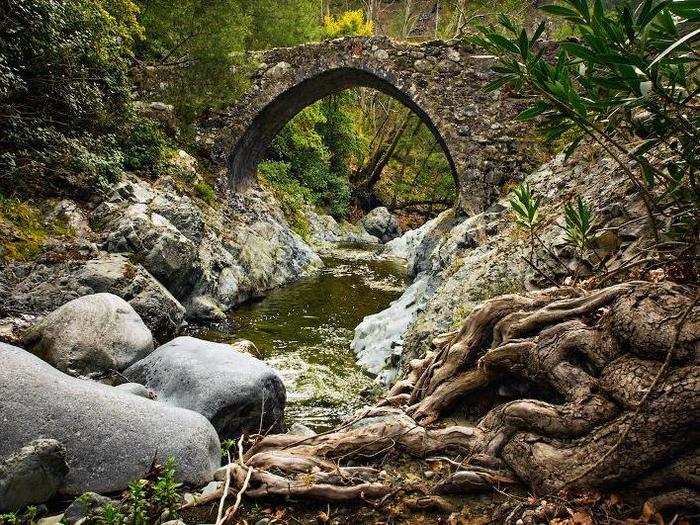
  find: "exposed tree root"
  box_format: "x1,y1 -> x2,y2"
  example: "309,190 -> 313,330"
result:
222,281 -> 699,521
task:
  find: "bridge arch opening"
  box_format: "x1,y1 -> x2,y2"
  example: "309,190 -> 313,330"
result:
228,66 -> 459,196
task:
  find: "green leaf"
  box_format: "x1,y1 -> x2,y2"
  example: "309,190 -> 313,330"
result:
649,27 -> 700,67
531,20 -> 546,45
518,102 -> 551,121
561,42 -> 599,62
563,135 -> 583,160
539,4 -> 583,19
487,33 -> 521,53
498,13 -> 518,34
484,76 -> 515,92
518,29 -> 529,59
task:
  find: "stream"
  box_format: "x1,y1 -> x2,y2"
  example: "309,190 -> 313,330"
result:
191,243 -> 409,431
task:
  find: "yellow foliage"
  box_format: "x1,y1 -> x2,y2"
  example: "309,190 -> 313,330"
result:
322,9 -> 374,39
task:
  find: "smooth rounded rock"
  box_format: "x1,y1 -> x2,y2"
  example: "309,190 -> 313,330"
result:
22,293 -> 154,376
125,336 -> 286,438
0,439 -> 68,511
0,343 -> 221,495
361,207 -> 402,243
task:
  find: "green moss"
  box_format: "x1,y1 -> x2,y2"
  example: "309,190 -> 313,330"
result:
257,160 -> 312,240
0,195 -> 72,262
193,181 -> 215,204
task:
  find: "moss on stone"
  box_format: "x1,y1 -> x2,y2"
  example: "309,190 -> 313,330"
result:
0,195 -> 72,262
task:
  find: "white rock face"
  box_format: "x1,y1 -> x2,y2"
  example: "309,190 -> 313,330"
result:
22,293 -> 154,376
352,275 -> 430,384
383,212 -> 445,271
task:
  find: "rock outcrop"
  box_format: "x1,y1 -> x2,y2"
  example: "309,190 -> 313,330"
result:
352,275 -> 431,385
305,207 -> 378,248
0,343 -> 220,495
22,293 -> 153,377
0,439 -> 68,512
371,146 -> 655,378
361,207 -> 402,243
0,252 -> 185,343
94,177 -> 322,322
125,337 -> 286,438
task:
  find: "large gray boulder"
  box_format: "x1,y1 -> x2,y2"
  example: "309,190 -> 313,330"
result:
125,337 -> 286,438
0,343 -> 221,495
0,439 -> 68,512
22,293 -> 154,376
0,252 -> 186,342
361,207 -> 402,243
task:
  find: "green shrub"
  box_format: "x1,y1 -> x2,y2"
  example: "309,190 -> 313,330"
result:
265,95 -> 361,220
135,0 -> 320,125
0,0 -> 142,197
258,161 -> 311,239
473,0 -> 699,251
120,119 -> 171,174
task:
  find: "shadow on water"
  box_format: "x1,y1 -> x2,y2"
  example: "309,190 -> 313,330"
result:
190,243 -> 409,431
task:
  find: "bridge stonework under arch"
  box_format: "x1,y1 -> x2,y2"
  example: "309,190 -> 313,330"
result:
207,36 -> 535,215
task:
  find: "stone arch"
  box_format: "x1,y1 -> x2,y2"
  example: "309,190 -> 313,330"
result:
228,66 -> 459,193
208,37 -> 534,215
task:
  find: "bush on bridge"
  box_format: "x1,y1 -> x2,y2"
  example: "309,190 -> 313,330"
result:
136,0 -> 321,125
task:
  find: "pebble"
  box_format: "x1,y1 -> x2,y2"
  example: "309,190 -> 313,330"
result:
37,516 -> 64,525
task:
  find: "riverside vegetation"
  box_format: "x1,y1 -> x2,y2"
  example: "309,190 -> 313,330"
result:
0,1 -> 698,524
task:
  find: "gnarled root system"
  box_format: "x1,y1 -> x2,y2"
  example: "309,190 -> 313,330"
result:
213,281 -> 699,519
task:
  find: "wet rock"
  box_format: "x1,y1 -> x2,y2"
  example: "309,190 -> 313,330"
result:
288,422 -> 316,437
0,343 -> 220,495
305,207 -> 378,248
0,439 -> 68,512
125,337 -> 286,438
352,275 -> 430,384
361,207 -> 402,243
22,293 -> 153,376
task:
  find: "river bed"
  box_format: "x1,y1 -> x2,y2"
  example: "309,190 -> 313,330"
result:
190,243 -> 409,431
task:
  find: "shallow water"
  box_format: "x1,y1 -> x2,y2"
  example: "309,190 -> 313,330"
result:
191,243 -> 409,431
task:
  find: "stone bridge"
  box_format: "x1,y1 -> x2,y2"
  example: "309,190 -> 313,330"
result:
207,36 -> 535,215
